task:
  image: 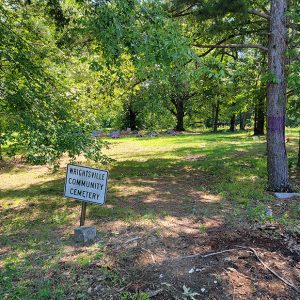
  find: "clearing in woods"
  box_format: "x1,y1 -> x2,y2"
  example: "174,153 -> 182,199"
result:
0,130 -> 300,299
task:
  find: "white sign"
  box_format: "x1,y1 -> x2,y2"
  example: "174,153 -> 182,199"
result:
64,164 -> 108,205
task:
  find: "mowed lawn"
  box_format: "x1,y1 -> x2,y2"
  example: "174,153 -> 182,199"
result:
0,130 -> 300,299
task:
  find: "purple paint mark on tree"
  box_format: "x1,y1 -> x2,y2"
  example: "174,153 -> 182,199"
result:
268,116 -> 284,133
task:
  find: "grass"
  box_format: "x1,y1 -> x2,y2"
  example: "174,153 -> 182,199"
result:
0,129 -> 300,299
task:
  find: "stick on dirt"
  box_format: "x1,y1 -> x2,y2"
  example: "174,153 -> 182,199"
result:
179,246 -> 300,293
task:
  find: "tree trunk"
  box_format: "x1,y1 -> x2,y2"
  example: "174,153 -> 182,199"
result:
175,99 -> 185,131
213,100 -> 220,132
298,131 -> 300,168
128,107 -> 138,131
0,126 -> 2,161
230,114 -> 236,132
266,0 -> 290,191
239,112 -> 246,131
254,96 -> 265,135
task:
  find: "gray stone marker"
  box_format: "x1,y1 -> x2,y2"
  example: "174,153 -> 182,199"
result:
110,130 -> 121,138
74,226 -> 96,244
275,192 -> 300,199
92,130 -> 103,138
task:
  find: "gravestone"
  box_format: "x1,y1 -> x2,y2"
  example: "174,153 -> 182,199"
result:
147,131 -> 158,137
92,130 -> 103,138
166,129 -> 177,136
275,193 -> 300,199
110,130 -> 120,138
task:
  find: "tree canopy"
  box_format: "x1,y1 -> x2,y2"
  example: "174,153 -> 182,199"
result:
0,0 -> 299,190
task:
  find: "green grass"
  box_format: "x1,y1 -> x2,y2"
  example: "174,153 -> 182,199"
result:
0,129 -> 299,299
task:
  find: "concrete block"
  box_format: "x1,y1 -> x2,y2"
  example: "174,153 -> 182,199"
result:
275,193 -> 300,199
74,226 -> 96,244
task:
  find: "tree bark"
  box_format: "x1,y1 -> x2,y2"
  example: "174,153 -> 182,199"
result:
239,112 -> 246,131
254,96 -> 265,135
297,131 -> 300,168
128,107 -> 138,131
0,126 -> 2,161
213,100 -> 220,132
266,0 -> 290,191
230,114 -> 236,132
175,99 -> 185,131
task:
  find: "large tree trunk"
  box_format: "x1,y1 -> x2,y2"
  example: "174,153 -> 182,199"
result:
298,131 -> 300,168
254,96 -> 265,135
175,99 -> 185,131
0,126 -> 2,161
213,100 -> 220,132
266,0 -> 290,191
128,107 -> 138,131
239,112 -> 246,131
230,114 -> 236,132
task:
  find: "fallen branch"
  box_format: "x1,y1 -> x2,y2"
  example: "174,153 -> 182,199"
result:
179,246 -> 300,293
237,246 -> 300,294
181,248 -> 238,259
124,237 -> 141,244
148,288 -> 163,298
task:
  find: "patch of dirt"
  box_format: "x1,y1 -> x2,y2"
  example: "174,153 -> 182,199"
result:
96,227 -> 300,300
82,173 -> 300,299
183,155 -> 207,161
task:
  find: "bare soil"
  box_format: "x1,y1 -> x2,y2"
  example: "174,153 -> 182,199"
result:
84,175 -> 300,299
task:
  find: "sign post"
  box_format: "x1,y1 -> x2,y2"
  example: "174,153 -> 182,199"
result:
64,164 -> 109,243
80,202 -> 87,226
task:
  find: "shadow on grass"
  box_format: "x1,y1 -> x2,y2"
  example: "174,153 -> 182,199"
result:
0,134 -> 299,299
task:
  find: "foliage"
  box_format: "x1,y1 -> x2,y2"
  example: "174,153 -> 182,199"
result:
0,1 -> 110,166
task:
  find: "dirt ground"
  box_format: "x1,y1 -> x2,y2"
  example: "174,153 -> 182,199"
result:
76,177 -> 300,299
1,133 -> 300,299
69,224 -> 300,299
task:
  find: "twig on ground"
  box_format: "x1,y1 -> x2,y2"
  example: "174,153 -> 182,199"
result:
181,248 -> 239,259
117,282 -> 132,292
179,246 -> 300,293
124,237 -> 141,244
151,254 -> 156,264
237,246 -> 300,293
141,247 -> 151,253
141,247 -> 156,263
148,288 -> 163,297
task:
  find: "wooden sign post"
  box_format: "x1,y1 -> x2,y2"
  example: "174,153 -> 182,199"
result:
80,202 -> 87,226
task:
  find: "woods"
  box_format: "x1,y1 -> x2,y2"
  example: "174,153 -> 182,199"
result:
1,1 -> 300,299
1,0 -> 299,190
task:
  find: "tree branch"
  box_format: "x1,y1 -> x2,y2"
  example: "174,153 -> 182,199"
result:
193,43 -> 268,52
288,22 -> 300,31
171,4 -> 195,18
248,9 -> 270,20
198,34 -> 236,57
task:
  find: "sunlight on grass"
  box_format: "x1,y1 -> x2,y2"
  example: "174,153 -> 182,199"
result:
1,129 -> 300,299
